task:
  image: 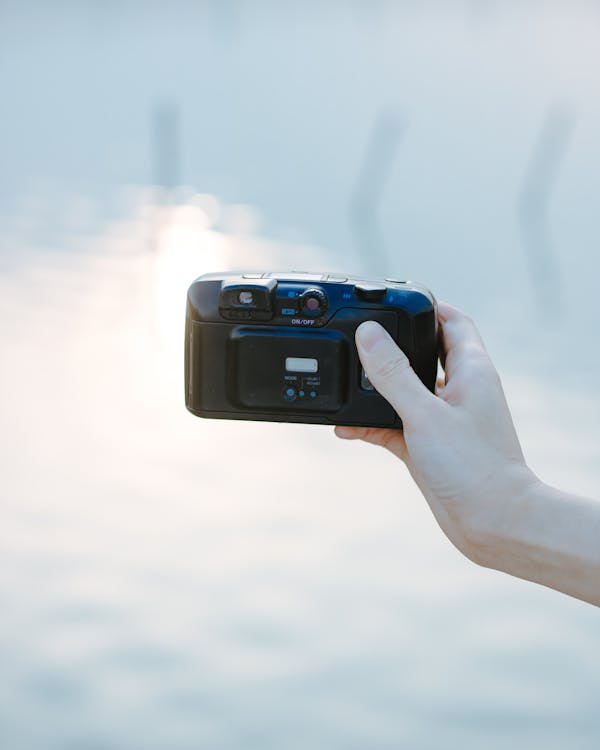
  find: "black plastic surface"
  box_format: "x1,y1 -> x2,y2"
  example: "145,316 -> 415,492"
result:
185,272 -> 437,429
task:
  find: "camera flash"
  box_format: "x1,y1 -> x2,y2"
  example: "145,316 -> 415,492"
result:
238,291 -> 253,305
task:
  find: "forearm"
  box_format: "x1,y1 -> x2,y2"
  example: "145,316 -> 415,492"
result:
470,478 -> 600,606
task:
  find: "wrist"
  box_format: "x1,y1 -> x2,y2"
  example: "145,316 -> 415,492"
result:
463,470 -> 600,605
459,462 -> 542,570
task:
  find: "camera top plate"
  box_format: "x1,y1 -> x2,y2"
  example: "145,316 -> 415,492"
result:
188,271 -> 436,328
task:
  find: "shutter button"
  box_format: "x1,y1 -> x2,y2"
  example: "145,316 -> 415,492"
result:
354,283 -> 387,302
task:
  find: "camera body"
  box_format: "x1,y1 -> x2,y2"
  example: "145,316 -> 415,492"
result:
185,272 -> 437,429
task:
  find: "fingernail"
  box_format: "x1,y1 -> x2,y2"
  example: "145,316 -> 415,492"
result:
356,321 -> 386,352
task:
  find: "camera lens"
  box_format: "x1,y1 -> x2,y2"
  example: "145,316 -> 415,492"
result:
300,288 -> 328,317
238,291 -> 253,305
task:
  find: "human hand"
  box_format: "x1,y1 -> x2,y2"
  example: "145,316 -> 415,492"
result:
335,302 -> 538,564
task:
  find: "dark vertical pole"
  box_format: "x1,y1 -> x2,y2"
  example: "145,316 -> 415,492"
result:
152,100 -> 181,199
349,111 -> 404,276
517,106 -> 575,319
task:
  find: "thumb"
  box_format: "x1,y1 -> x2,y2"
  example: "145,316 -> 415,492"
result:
356,321 -> 436,426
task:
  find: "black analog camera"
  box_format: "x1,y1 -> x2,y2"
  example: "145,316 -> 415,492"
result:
185,272 -> 438,429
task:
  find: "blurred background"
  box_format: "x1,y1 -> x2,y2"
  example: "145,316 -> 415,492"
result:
1,1 -> 600,748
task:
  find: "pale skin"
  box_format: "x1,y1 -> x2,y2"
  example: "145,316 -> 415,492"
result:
335,303 -> 600,607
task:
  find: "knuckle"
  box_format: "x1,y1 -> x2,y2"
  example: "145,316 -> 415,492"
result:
374,353 -> 411,380
463,354 -> 500,389
463,342 -> 486,360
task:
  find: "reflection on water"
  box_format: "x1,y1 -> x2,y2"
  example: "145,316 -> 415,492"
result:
0,192 -> 599,749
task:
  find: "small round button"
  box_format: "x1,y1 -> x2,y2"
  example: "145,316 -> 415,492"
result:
327,275 -> 347,282
283,387 -> 297,402
300,288 -> 328,317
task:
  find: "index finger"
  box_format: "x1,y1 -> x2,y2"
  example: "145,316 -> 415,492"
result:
437,302 -> 489,379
